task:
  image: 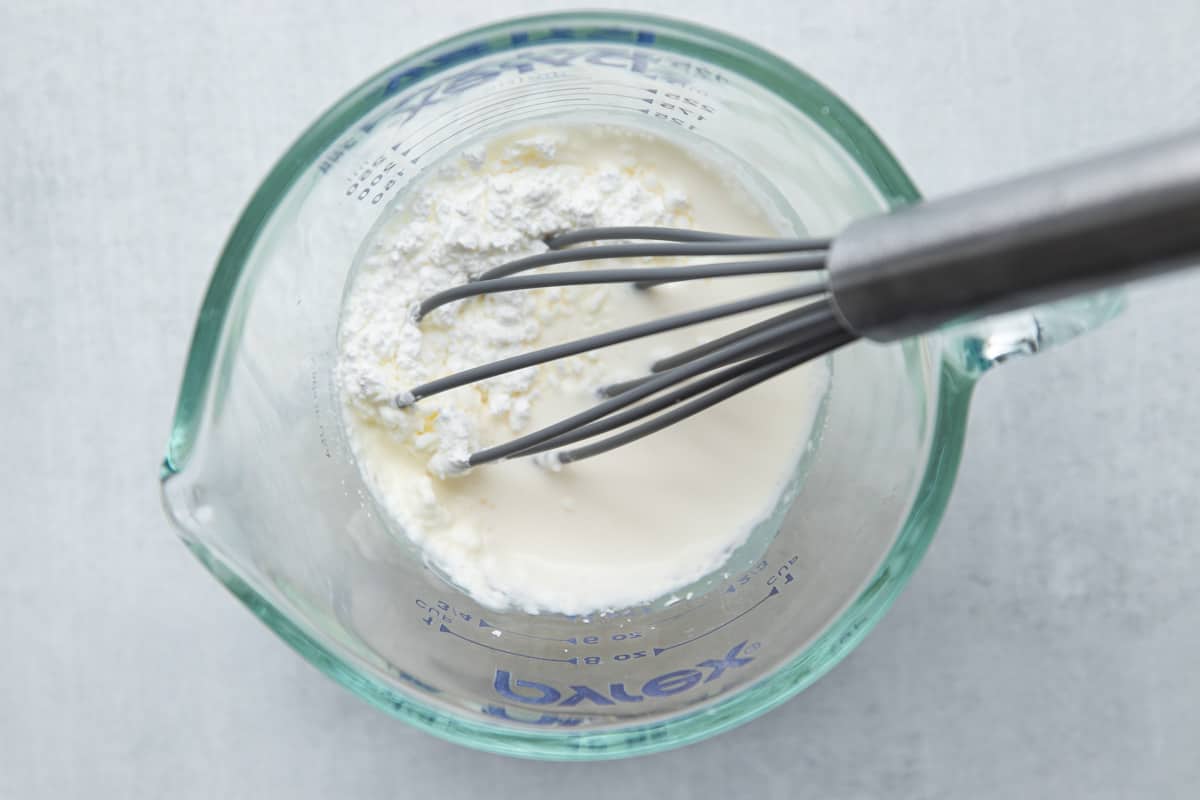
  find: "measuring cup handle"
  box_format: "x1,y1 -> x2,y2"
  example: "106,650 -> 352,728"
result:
939,290 -> 1125,376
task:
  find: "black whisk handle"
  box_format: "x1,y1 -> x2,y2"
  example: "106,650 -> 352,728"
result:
827,127 -> 1200,341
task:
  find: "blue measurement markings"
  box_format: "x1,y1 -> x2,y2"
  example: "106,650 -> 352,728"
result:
653,585 -> 779,656
439,625 -> 578,665
419,553 -> 799,666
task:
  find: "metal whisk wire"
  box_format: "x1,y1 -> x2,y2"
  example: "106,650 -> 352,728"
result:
397,226 -> 849,469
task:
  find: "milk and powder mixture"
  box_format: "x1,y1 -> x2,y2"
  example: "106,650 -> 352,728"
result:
338,124 -> 825,614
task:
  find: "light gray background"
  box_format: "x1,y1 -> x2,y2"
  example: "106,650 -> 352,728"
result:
3,1 -> 1199,797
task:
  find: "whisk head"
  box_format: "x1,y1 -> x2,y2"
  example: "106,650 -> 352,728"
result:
398,227 -> 856,469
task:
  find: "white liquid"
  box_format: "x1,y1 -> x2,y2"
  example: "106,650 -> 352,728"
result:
338,124 -> 825,614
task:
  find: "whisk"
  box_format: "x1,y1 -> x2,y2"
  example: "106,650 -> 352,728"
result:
398,129 -> 1200,469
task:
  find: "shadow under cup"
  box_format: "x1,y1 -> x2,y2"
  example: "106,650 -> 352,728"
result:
162,14 -> 952,759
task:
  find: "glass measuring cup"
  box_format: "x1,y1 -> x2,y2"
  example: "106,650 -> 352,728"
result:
159,12 -> 1121,760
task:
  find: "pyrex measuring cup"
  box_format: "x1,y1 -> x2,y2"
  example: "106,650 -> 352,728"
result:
160,12 -> 1121,759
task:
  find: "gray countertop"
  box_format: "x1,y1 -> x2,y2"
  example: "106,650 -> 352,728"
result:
3,1 -> 1199,797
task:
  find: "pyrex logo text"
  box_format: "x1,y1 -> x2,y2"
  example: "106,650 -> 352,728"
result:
493,641 -> 755,707
383,30 -> 660,96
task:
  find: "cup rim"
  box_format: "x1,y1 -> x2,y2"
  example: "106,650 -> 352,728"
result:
162,10 -> 972,760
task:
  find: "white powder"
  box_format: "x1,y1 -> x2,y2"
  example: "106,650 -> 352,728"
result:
338,129 -> 690,479
338,124 -> 826,614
